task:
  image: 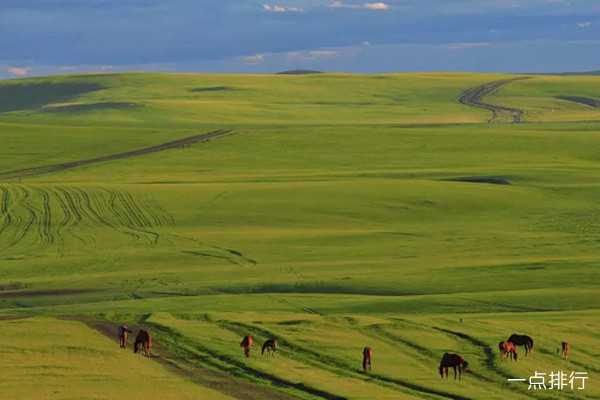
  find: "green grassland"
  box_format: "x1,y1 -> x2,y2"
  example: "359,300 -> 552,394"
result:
0,72 -> 599,399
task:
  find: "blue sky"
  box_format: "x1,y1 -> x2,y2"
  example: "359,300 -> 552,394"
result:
1,0 -> 599,78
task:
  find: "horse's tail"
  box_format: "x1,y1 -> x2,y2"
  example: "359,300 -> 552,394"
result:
529,338 -> 534,352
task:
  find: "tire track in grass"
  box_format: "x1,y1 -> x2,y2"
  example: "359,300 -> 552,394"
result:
0,185 -> 13,239
100,187 -> 142,242
2,186 -> 34,250
218,320 -> 470,400
430,327 -> 576,400
146,321 -> 348,400
0,185 -> 173,251
52,186 -> 87,246
86,319 -> 303,400
458,78 -> 529,123
0,129 -> 234,180
33,186 -> 54,247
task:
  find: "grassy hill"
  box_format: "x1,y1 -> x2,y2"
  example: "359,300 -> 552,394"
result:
0,72 -> 599,399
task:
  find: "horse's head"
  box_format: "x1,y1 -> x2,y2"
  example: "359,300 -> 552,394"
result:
133,342 -> 139,353
439,365 -> 444,378
462,361 -> 469,371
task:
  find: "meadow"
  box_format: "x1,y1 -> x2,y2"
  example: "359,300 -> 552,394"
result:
0,72 -> 599,399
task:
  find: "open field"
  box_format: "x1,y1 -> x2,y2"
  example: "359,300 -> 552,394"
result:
0,72 -> 599,399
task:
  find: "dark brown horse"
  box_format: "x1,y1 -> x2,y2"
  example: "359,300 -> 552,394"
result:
118,325 -> 133,348
439,353 -> 469,381
562,342 -> 569,359
507,334 -> 534,356
240,335 -> 253,357
134,329 -> 152,357
362,346 -> 373,373
498,341 -> 518,361
262,339 -> 277,356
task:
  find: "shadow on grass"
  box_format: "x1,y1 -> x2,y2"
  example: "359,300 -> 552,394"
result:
0,82 -> 105,113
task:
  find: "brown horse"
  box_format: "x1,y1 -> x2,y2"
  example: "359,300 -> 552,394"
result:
118,325 -> 133,348
134,329 -> 152,357
439,353 -> 469,381
498,341 -> 518,362
362,347 -> 373,373
562,342 -> 569,359
262,339 -> 278,357
240,335 -> 253,357
507,334 -> 533,356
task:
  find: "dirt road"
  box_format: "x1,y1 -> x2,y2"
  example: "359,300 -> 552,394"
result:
458,78 -> 528,123
0,129 -> 233,180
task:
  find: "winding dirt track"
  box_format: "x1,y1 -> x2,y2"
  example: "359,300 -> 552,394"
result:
458,78 -> 528,123
0,129 -> 234,180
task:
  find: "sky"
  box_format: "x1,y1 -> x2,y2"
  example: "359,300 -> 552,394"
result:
1,0 -> 599,78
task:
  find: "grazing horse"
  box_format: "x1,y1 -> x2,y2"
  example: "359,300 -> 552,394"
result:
240,335 -> 253,357
134,329 -> 152,357
562,342 -> 569,359
498,341 -> 518,361
118,325 -> 133,348
507,334 -> 534,356
261,339 -> 278,357
362,346 -> 373,373
439,353 -> 469,381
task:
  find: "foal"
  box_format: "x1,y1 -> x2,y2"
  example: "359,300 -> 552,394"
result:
562,342 -> 569,359
498,341 -> 518,361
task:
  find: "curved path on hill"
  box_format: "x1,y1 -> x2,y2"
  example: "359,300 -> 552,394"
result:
458,78 -> 529,123
0,129 -> 234,180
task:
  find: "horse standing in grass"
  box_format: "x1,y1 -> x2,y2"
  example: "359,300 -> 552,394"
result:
362,347 -> 373,373
134,329 -> 152,357
262,339 -> 278,357
562,342 -> 569,359
118,325 -> 133,348
498,341 -> 518,361
439,353 -> 469,381
240,335 -> 253,357
507,334 -> 534,356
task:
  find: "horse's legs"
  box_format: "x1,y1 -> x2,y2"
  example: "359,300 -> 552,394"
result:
453,366 -> 457,381
445,367 -> 449,379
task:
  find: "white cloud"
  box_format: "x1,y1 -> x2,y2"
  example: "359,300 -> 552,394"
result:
100,65 -> 113,71
364,2 -> 390,10
59,66 -> 76,71
263,4 -> 303,12
331,1 -> 390,10
578,21 -> 592,28
243,54 -> 265,65
7,67 -> 33,76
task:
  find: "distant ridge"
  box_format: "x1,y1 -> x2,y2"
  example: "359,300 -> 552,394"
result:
276,69 -> 323,75
542,69 -> 600,76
